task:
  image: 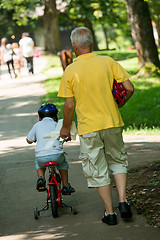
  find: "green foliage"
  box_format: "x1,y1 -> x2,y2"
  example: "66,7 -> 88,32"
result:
0,0 -> 43,26
0,0 -> 44,40
148,0 -> 160,23
63,0 -> 131,48
64,0 -> 95,22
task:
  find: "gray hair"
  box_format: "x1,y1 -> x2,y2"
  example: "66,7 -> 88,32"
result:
70,27 -> 93,48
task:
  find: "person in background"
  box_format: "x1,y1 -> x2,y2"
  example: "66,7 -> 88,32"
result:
0,37 -> 16,78
57,50 -> 73,71
19,32 -> 35,74
12,42 -> 22,77
58,27 -> 134,226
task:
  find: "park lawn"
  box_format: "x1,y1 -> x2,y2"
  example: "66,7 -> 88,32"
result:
41,51 -> 160,135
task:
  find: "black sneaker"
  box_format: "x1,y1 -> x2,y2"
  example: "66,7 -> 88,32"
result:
62,183 -> 75,195
119,202 -> 132,219
102,212 -> 117,225
36,177 -> 46,192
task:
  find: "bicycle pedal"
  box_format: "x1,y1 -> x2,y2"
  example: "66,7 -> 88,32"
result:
38,187 -> 47,192
62,192 -> 71,195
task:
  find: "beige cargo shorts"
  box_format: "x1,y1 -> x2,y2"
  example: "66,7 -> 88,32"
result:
79,127 -> 128,188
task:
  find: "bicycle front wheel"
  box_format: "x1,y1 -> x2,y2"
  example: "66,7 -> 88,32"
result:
50,185 -> 58,218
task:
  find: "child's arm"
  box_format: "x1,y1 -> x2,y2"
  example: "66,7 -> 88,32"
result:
26,124 -> 37,144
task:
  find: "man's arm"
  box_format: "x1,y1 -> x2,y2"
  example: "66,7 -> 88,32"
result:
118,79 -> 134,108
60,97 -> 75,140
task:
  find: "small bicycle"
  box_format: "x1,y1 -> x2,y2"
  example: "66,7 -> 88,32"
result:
34,138 -> 77,219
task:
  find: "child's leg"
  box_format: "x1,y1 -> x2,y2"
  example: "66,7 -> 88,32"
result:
59,169 -> 68,186
59,169 -> 75,195
36,168 -> 46,191
6,61 -> 12,77
37,168 -> 46,178
11,60 -> 17,77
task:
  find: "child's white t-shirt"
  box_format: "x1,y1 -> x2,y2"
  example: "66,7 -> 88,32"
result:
27,117 -> 64,157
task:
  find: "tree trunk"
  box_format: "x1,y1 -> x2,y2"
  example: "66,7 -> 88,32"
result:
84,18 -> 99,51
126,0 -> 160,69
102,24 -> 109,50
43,0 -> 60,54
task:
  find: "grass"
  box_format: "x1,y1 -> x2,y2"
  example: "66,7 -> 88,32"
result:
41,76 -> 66,119
41,51 -> 160,135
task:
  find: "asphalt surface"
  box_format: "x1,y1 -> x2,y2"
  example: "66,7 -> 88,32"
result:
0,56 -> 160,240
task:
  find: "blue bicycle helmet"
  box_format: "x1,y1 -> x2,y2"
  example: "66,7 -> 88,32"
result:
38,103 -> 58,121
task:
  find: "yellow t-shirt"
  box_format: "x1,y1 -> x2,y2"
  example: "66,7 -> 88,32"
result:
58,53 -> 130,135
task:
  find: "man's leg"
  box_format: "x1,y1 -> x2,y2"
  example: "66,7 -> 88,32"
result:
114,173 -> 127,202
97,184 -> 114,215
114,172 -> 132,218
27,57 -> 34,74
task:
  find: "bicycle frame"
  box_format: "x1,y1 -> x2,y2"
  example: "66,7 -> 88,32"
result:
45,161 -> 62,207
34,137 -> 77,219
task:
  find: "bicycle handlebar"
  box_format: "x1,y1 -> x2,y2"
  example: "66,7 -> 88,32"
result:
59,137 -> 69,144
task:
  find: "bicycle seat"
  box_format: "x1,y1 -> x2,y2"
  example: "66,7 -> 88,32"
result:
44,161 -> 58,167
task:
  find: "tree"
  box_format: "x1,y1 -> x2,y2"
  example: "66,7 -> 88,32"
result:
125,0 -> 160,69
43,0 -> 60,53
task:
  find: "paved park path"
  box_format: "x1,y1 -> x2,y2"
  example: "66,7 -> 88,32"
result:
0,56 -> 160,240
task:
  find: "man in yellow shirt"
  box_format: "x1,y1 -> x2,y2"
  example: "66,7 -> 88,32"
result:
58,27 -> 134,225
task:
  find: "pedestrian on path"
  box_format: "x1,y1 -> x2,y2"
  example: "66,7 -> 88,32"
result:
19,32 -> 35,74
12,42 -> 22,78
0,37 -> 17,78
58,27 -> 134,225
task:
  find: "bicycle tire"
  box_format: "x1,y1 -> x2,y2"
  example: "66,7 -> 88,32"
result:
50,185 -> 58,218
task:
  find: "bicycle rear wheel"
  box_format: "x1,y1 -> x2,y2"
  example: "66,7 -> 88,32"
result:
50,185 -> 58,218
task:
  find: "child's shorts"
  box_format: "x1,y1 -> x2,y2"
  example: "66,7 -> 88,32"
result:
35,153 -> 69,170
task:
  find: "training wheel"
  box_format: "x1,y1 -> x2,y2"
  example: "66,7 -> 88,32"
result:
71,202 -> 78,215
34,207 -> 39,219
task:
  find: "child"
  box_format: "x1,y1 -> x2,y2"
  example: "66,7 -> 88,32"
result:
12,42 -> 22,77
0,38 -> 17,78
26,103 -> 75,195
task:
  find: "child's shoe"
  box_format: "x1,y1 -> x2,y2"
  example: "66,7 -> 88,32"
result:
36,176 -> 46,192
62,183 -> 75,195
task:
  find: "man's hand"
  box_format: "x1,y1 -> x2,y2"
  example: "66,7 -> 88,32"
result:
60,127 -> 71,140
118,79 -> 134,108
118,101 -> 126,108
